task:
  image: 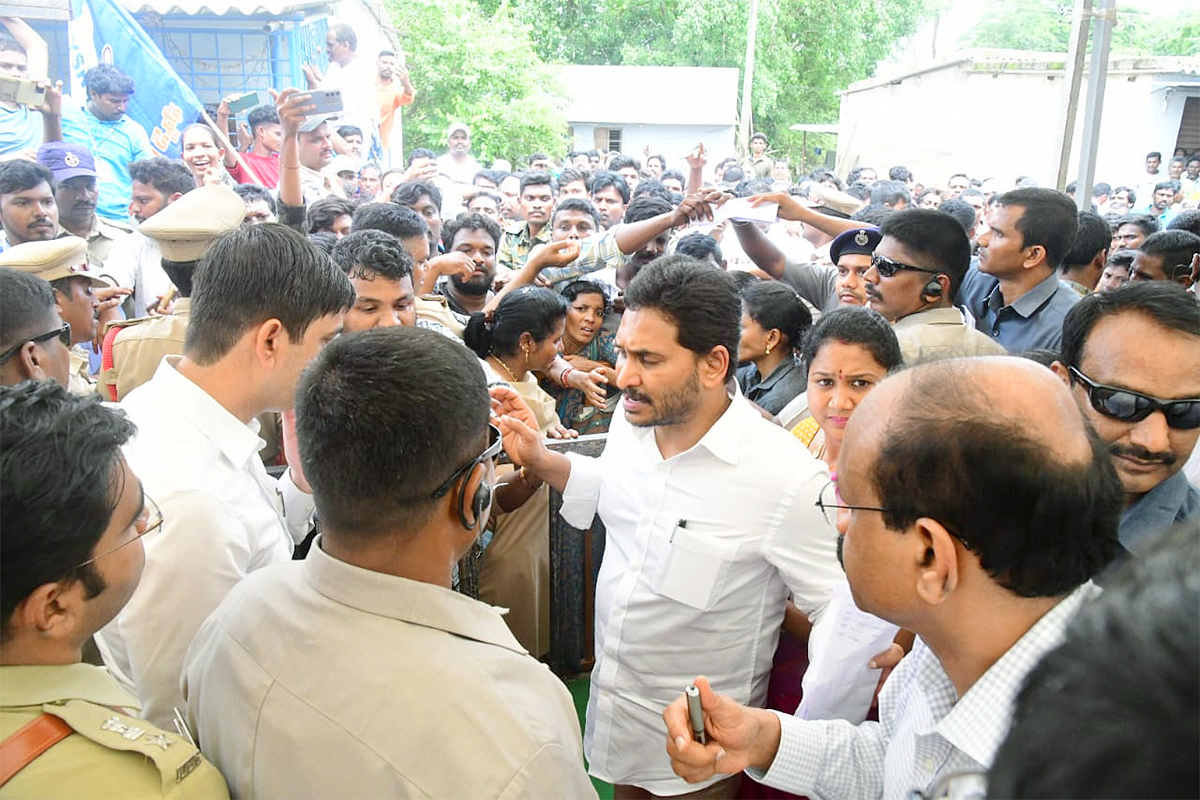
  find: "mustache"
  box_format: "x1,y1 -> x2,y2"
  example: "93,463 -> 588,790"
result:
1110,443 -> 1176,466
625,389 -> 652,404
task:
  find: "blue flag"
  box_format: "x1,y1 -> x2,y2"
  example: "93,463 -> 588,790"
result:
67,0 -> 204,159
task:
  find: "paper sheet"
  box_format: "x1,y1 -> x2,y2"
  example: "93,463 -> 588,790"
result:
798,579 -> 900,723
687,198 -> 779,229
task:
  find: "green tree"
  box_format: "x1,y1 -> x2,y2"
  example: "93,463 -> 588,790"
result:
506,0 -> 928,162
384,0 -> 567,161
964,2 -> 1200,57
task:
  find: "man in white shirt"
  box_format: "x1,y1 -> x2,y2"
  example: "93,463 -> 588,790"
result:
183,327 -> 597,798
96,223 -> 354,727
664,357 -> 1123,800
303,22 -> 378,154
862,208 -> 1006,364
500,255 -> 843,798
436,122 -> 481,186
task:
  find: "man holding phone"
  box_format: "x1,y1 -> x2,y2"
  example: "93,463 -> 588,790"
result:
0,18 -> 54,161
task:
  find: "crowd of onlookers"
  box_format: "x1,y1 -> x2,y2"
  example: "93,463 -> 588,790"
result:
1,13 -> 1199,800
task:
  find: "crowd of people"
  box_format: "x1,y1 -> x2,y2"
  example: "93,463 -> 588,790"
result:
1,14 -> 1199,800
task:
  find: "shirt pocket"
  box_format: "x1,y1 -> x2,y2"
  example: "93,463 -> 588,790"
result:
652,522 -> 739,611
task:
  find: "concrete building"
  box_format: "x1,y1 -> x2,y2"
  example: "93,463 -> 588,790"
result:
562,65 -> 739,173
836,50 -> 1200,190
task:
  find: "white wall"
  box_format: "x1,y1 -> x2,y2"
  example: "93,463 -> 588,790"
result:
836,61 -> 1198,191
568,122 -> 736,173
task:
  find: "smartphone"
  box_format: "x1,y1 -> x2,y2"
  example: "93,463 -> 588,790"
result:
227,90 -> 270,115
305,89 -> 343,116
0,76 -> 46,108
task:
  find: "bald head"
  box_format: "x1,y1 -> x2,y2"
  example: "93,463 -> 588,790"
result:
842,356 -> 1121,598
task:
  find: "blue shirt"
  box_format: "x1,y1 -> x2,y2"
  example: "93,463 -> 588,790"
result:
60,105 -> 153,223
0,104 -> 42,156
957,264 -> 1080,354
1118,470 -> 1200,556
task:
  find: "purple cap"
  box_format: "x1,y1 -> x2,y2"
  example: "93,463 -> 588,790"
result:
36,141 -> 97,182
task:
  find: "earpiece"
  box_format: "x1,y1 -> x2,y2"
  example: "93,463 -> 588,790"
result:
924,279 -> 943,297
456,464 -> 493,530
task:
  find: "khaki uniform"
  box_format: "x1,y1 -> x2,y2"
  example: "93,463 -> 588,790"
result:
98,299 -> 191,402
57,216 -> 132,276
893,306 -> 1008,365
68,348 -> 96,397
0,663 -> 228,799
416,294 -> 466,338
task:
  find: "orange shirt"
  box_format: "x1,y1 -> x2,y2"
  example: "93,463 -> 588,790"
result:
377,82 -> 415,145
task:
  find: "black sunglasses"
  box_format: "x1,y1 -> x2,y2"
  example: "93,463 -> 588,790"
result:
0,322 -> 71,364
871,254 -> 940,278
430,424 -> 504,499
1069,366 -> 1200,430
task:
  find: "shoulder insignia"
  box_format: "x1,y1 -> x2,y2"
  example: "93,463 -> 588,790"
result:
101,716 -> 145,741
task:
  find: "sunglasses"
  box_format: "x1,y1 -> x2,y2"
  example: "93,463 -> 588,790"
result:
871,254 -> 940,278
1069,366 -> 1200,430
430,423 -> 504,499
0,323 -> 72,364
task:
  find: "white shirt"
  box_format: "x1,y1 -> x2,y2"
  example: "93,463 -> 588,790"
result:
96,357 -> 313,728
182,539 -> 597,799
560,392 -> 842,793
323,56 -> 379,139
99,230 -> 172,317
753,582 -> 1102,799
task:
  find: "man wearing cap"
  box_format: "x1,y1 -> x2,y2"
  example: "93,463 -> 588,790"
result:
864,209 -> 1006,365
436,123 -> 480,186
0,236 -> 129,394
329,154 -> 359,198
98,186 -> 244,401
38,141 -> 131,274
295,115 -> 342,204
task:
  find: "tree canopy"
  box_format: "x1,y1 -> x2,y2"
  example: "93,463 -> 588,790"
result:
964,1 -> 1200,57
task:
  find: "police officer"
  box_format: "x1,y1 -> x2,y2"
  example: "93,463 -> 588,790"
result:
37,141 -> 132,275
0,236 -> 121,396
0,381 -> 229,798
98,185 -> 244,402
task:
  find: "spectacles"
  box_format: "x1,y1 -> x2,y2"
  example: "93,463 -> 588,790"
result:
1068,366 -> 1200,430
815,480 -> 891,526
430,424 -> 504,499
0,323 -> 71,364
871,254 -> 941,278
74,494 -> 164,570
907,770 -> 988,800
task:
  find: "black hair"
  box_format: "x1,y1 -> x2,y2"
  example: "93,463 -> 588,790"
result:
917,189 -> 942,206
1059,281 -> 1200,370
351,202 -> 428,240
181,122 -> 223,150
306,196 -> 356,235
741,281 -> 812,352
800,306 -> 902,373
307,231 -> 338,255
441,212 -> 501,251
0,268 -> 57,355
988,524 -> 1199,799
880,208 -> 972,295
609,154 -> 641,173
994,188 -> 1079,268
329,22 -> 357,50
1166,209 -> 1200,237
391,180 -> 442,211
247,104 -> 280,135
472,169 -> 498,186
552,197 -> 601,229
646,154 -> 666,169
359,162 -> 381,177
332,229 -> 413,282
737,178 -> 773,198
750,131 -> 768,144
623,255 -> 740,380
1114,213 -> 1159,237
851,204 -> 892,226
1147,150 -> 1162,160
160,258 -> 196,298
463,286 -> 567,358
846,182 -> 872,202
297,327 -> 489,538
185,223 -> 354,364
660,168 -> 685,186
1153,180 -> 1176,195
675,232 -> 724,267
722,166 -> 746,184
871,360 -> 1122,597
623,194 -> 671,225
1113,186 -> 1136,206
128,157 -> 195,197
888,165 -> 912,182
870,180 -> 910,207
558,167 -> 588,187
519,170 -> 554,195
589,171 -> 630,204
560,280 -> 610,314
233,183 -> 276,215
1106,248 -> 1135,270
937,199 -> 976,234
1063,211 -> 1112,270
466,190 -> 502,213
528,152 -> 550,164
847,166 -> 876,184
1,381 -> 137,631
632,179 -> 674,204
1137,230 -> 1200,278
406,148 -> 436,165
1092,182 -> 1111,198
728,271 -> 760,292
336,125 -> 364,142
83,64 -> 134,96
0,161 -> 54,195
